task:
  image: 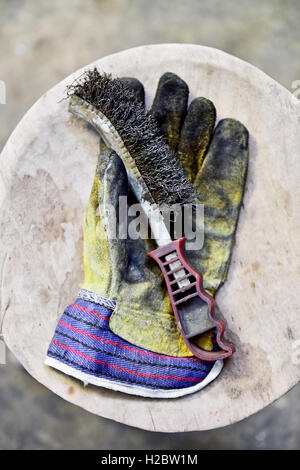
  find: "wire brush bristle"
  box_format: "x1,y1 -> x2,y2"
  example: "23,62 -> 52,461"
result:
67,68 -> 195,206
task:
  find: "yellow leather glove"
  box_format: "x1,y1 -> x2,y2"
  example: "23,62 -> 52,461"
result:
69,72 -> 248,357
108,73 -> 248,352
72,78 -> 189,357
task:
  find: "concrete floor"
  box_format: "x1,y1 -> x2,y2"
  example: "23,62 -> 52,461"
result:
0,0 -> 300,449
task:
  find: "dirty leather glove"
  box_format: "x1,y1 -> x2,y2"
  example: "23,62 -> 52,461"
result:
62,75 -> 202,357
45,144 -> 223,397
109,72 -> 249,353
150,72 -> 249,295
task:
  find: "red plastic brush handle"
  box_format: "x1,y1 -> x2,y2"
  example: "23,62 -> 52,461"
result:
148,237 -> 235,362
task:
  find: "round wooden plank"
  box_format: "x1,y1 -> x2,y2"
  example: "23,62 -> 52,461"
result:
1,44 -> 300,432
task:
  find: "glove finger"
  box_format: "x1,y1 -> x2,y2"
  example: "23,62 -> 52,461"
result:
115,79 -> 150,282
118,78 -> 144,205
118,78 -> 161,282
177,97 -> 216,183
119,77 -> 145,105
150,72 -> 189,153
192,118 -> 249,295
84,147 -> 111,246
82,148 -> 111,294
101,150 -> 129,296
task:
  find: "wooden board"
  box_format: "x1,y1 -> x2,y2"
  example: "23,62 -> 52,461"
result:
1,44 -> 300,432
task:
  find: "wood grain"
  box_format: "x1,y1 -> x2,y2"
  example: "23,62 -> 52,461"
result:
1,44 -> 299,432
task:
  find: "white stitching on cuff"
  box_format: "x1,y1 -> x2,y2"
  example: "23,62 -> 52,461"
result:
44,356 -> 223,399
78,289 -> 116,310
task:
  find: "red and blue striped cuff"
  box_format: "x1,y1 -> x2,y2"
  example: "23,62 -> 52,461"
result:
45,292 -> 223,398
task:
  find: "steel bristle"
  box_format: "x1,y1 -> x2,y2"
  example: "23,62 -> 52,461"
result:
67,68 -> 195,206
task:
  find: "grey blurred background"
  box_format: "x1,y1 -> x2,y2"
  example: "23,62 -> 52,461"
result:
0,0 -> 299,450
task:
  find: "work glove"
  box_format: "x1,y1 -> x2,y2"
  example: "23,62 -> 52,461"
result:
109,72 -> 249,353
45,77 -> 223,398
65,72 -> 220,358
